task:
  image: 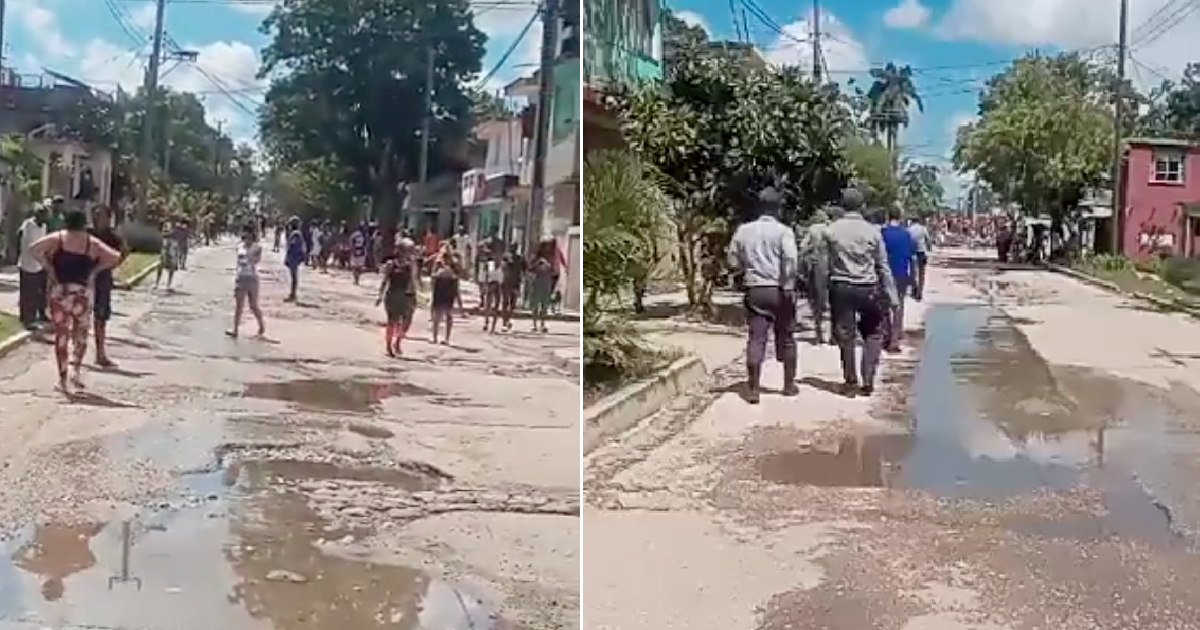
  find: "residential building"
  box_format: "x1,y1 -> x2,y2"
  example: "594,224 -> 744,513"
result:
1121,137 -> 1200,258
501,4 -> 582,312
582,0 -> 663,154
459,117 -> 524,245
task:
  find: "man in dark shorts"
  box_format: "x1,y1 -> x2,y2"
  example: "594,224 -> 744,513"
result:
89,205 -> 126,367
499,247 -> 524,331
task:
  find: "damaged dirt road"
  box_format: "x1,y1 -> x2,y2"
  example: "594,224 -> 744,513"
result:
0,244 -> 579,630
584,250 -> 1200,630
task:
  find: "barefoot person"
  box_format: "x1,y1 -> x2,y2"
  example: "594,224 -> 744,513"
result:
376,240 -> 419,356
88,205 -> 126,367
430,250 -> 460,345
28,208 -> 121,392
226,223 -> 266,338
528,241 -> 556,334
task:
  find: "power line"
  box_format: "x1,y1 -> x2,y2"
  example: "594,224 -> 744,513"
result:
474,8 -> 539,88
1130,0 -> 1200,51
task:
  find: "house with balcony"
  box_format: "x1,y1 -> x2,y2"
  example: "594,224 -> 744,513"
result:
582,0 -> 663,152
459,118 -> 524,244
1119,137 -> 1200,259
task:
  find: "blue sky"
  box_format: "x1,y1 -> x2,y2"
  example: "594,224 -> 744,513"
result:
3,0 -> 543,148
667,0 -> 1199,202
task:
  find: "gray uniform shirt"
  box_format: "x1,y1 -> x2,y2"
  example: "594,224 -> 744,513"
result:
824,212 -> 898,304
727,215 -> 799,288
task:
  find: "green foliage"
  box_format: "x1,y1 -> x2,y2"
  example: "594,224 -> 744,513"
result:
865,62 -> 923,151
581,150 -> 673,390
608,50 -> 852,225
266,157 -> 367,224
844,137 -> 898,209
582,150 -> 668,308
1159,256 -> 1200,293
899,160 -> 943,218
1139,62 -> 1200,139
61,88 -> 253,213
258,0 -> 486,228
954,53 -> 1112,218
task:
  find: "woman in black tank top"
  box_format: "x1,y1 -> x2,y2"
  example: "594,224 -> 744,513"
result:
28,208 -> 121,392
375,241 -> 419,357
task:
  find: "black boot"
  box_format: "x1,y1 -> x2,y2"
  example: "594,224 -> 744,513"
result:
746,364 -> 762,404
782,358 -> 799,396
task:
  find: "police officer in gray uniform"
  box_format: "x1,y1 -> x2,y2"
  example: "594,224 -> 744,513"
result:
727,187 -> 800,404
823,188 -> 898,396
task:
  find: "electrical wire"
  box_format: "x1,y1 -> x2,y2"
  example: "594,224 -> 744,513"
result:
1131,0 -> 1200,51
473,7 -> 539,89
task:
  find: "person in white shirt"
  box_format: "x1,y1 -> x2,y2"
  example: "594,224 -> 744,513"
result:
226,223 -> 266,338
17,204 -> 49,330
907,217 -> 932,300
725,187 -> 800,403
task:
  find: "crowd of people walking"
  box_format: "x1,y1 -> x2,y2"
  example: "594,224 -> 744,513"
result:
727,186 -> 932,404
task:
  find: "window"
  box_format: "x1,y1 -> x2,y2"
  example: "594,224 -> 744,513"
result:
1153,150 -> 1185,183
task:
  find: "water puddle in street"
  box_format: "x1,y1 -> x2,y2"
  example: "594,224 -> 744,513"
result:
0,458 -> 516,630
241,378 -> 437,413
759,303 -> 1200,544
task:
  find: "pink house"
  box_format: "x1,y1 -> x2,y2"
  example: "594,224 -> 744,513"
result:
1122,137 -> 1200,259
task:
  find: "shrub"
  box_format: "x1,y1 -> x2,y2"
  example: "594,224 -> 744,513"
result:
1159,256 -> 1200,293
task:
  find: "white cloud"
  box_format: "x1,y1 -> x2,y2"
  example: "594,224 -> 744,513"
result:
129,3 -> 159,31
228,0 -> 278,16
675,10 -> 711,34
77,38 -> 264,144
763,11 -> 871,76
884,0 -> 932,29
936,0 -> 1198,88
10,0 -> 75,58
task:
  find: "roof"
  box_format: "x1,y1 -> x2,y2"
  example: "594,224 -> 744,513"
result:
1125,137 -> 1200,149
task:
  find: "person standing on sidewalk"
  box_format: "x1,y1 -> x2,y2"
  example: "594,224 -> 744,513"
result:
881,209 -> 918,354
29,208 -> 121,392
88,205 -> 126,367
726,187 -> 800,404
825,188 -> 897,397
907,216 -> 931,300
17,203 -> 49,330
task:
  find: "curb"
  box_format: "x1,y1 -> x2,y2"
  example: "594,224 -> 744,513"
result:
115,259 -> 162,291
1045,262 -> 1200,317
0,328 -> 32,361
464,307 -> 579,322
583,355 -> 707,455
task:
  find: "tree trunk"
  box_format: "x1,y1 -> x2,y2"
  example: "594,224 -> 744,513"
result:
675,221 -> 697,306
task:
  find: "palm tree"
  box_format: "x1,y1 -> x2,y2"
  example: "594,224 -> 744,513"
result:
866,63 -> 923,161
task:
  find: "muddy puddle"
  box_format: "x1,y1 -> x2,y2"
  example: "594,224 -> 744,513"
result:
0,458 -> 516,630
241,378 -> 437,413
759,304 -> 1200,543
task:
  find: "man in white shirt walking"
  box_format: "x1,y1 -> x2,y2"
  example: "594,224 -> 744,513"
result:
17,203 -> 49,330
907,217 -> 932,300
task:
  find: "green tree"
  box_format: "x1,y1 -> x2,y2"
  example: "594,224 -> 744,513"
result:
258,0 -> 486,232
954,53 -> 1112,234
844,137 -> 899,210
865,62 -> 923,157
1139,62 -> 1200,138
608,50 -> 852,307
899,160 -> 943,218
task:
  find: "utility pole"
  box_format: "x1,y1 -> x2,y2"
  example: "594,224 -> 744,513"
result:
525,0 -> 560,256
136,0 -> 168,223
1111,0 -> 1129,255
811,0 -> 822,82
0,0 -> 8,82
411,45 -> 434,233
